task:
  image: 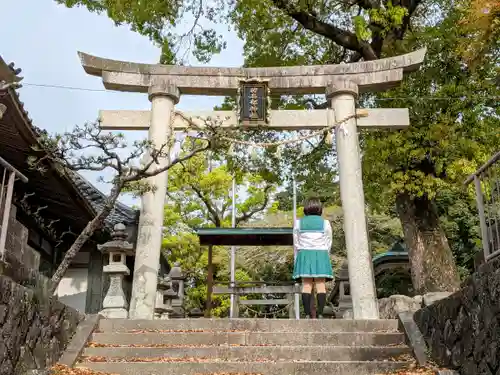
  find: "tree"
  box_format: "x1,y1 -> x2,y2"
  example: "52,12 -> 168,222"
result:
161,148 -> 277,316
30,119 -> 220,294
362,5 -> 500,293
166,146 -> 275,228
458,0 -> 500,65
55,0 -> 425,64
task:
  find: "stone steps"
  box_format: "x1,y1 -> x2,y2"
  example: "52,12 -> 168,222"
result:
79,361 -> 412,375
97,318 -> 400,333
82,345 -> 411,361
77,318 -> 415,375
90,331 -> 406,346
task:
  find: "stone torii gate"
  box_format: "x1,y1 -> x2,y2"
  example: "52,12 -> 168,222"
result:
78,48 -> 426,320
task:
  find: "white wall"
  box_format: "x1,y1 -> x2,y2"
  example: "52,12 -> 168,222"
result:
57,268 -> 89,313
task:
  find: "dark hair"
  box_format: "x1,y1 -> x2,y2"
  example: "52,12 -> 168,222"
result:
303,197 -> 323,216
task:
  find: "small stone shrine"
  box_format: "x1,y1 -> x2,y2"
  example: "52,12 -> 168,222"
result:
169,262 -> 186,317
155,275 -> 178,319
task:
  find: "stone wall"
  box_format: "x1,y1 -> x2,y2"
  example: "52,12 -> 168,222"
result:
413,256 -> 500,374
0,259 -> 83,375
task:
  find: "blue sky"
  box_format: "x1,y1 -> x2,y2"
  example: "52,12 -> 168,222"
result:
2,0 -> 244,205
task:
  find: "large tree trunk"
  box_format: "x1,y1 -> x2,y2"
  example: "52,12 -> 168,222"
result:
395,192 -> 461,294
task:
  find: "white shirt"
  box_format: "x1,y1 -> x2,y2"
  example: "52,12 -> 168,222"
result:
293,218 -> 333,251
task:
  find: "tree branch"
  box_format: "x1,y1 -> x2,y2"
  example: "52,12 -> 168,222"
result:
124,142 -> 210,182
191,185 -> 222,227
235,184 -> 273,225
389,0 -> 423,42
50,180 -> 124,294
271,0 -> 378,60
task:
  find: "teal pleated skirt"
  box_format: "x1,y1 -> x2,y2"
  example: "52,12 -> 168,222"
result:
293,250 -> 334,280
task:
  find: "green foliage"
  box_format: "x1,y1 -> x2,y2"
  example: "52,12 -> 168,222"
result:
158,147 -> 276,316
362,7 -> 499,208
376,269 -> 415,298
353,16 -> 372,42
359,6 -> 498,283
436,187 -> 482,279
57,0 -> 424,64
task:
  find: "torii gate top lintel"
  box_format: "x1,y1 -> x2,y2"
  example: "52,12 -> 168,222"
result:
77,48 -> 426,95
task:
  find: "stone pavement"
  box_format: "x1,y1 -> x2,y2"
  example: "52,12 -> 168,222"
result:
76,318 -> 417,375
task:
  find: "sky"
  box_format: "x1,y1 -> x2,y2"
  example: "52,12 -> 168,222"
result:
2,0 -> 244,206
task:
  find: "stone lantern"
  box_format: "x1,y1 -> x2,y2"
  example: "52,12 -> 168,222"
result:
98,223 -> 134,318
169,262 -> 186,317
155,275 -> 178,319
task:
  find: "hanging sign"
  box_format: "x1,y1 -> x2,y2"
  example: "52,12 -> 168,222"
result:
237,78 -> 271,126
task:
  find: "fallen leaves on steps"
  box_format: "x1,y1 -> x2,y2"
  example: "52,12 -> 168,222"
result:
52,362 -> 445,375
378,359 -> 443,375
378,367 -> 439,375
80,356 -> 294,363
126,329 -> 248,333
87,342 -> 274,348
49,364 -> 118,375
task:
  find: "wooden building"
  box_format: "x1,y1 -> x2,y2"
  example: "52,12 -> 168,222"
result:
0,55 -> 140,314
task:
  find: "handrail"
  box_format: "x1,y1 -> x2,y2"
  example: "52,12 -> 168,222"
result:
0,156 -> 28,183
464,151 -> 500,185
465,150 -> 500,262
0,156 -> 28,260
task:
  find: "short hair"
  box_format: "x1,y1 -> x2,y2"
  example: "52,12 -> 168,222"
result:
303,198 -> 323,216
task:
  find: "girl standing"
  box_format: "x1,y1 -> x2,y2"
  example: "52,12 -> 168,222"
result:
292,198 -> 334,318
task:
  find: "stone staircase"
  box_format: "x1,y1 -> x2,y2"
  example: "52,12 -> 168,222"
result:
76,319 -> 416,375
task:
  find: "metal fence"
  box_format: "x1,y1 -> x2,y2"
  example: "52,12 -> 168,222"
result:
465,151 -> 500,261
0,156 -> 28,261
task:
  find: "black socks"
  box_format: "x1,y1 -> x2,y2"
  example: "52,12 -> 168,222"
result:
317,293 -> 326,317
301,293 -> 312,317
302,292 -> 327,318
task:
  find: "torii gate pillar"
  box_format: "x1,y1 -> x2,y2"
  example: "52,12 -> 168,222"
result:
128,82 -> 180,320
328,80 -> 378,319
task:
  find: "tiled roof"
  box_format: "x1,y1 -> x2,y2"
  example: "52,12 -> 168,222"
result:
0,55 -> 22,85
69,171 -> 139,231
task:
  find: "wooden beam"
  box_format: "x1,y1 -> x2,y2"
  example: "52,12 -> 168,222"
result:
99,108 -> 409,131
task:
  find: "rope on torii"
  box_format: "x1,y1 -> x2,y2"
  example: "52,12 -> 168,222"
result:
174,109 -> 369,149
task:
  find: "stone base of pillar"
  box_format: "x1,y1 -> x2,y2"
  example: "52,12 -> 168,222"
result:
100,307 -> 128,319
154,309 -> 172,319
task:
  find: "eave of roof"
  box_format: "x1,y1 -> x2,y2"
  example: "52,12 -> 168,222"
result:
0,56 -> 22,84
69,171 -> 139,231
